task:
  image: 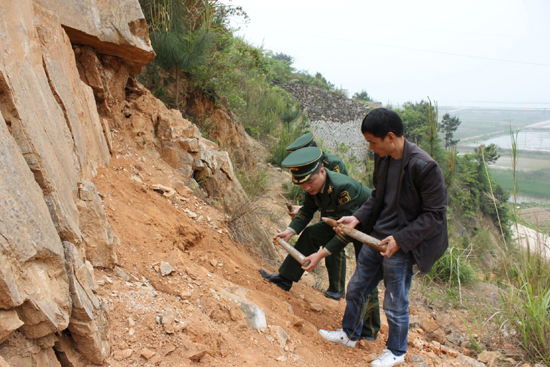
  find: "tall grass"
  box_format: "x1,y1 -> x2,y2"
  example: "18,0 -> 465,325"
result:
480,129 -> 550,364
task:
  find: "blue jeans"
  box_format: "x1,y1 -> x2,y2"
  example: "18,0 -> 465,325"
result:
342,245 -> 414,356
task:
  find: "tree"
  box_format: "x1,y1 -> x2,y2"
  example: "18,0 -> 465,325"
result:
474,144 -> 500,165
440,113 -> 461,148
352,90 -> 373,103
139,0 -> 247,107
272,52 -> 293,64
395,101 -> 429,146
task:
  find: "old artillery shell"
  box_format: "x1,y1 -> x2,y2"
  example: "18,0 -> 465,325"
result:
322,217 -> 388,252
274,237 -> 311,267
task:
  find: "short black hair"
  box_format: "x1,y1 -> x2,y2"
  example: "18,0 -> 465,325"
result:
360,108 -> 404,138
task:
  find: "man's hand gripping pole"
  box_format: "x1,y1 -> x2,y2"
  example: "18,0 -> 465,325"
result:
274,234 -> 311,268
322,217 -> 388,252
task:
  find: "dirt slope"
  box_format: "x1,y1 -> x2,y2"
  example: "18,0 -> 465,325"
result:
90,128 -> 522,367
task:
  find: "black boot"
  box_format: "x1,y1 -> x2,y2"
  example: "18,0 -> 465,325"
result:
323,289 -> 345,300
259,269 -> 292,291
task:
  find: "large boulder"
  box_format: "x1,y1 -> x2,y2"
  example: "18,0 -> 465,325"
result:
34,0 -> 155,72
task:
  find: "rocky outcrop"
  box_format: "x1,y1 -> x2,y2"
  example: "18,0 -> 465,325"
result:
34,0 -> 155,73
122,79 -> 249,215
183,91 -> 264,171
0,0 -> 147,364
1,0 -> 255,364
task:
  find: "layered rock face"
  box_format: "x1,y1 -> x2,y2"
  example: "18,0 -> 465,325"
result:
0,0 -> 252,365
0,0 -> 127,364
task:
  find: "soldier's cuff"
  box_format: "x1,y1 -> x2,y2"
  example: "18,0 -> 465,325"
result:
323,247 -> 332,256
287,227 -> 297,235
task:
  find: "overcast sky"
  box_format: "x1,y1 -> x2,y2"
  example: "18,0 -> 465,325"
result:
229,0 -> 550,108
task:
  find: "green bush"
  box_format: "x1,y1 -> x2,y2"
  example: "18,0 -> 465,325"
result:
428,246 -> 474,287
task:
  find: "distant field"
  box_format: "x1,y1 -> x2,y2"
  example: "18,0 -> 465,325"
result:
489,167 -> 550,201
491,154 -> 550,170
439,107 -> 550,142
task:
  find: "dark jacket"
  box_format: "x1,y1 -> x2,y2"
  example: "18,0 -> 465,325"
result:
353,139 -> 448,273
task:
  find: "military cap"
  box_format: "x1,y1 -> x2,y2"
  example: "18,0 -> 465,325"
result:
285,132 -> 317,152
282,147 -> 323,184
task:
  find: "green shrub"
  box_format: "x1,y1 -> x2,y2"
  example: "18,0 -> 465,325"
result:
428,246 -> 474,287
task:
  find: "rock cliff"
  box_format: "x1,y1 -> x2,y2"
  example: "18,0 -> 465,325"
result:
0,0 -> 253,365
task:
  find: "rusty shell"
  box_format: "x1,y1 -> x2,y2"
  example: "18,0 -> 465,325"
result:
322,217 -> 387,252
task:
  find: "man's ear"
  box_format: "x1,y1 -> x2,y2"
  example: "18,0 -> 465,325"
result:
386,132 -> 396,142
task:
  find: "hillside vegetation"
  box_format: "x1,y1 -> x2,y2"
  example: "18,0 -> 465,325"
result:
137,1 -> 550,365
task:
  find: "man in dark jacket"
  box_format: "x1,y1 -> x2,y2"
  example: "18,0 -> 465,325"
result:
319,108 -> 448,367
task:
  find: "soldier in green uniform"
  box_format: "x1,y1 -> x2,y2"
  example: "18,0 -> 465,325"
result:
259,147 -> 380,341
286,132 -> 347,175
286,132 -> 347,220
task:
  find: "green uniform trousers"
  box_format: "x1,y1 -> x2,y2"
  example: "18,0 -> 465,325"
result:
278,221 -> 381,339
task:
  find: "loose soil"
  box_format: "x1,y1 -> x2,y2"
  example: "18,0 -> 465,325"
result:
91,129 -> 526,367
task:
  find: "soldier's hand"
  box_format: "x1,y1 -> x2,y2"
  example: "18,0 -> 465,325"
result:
334,216 -> 360,235
301,249 -> 329,272
288,205 -> 301,219
380,236 -> 400,258
273,229 -> 294,243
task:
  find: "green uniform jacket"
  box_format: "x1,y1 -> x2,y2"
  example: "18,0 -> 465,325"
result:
290,170 -> 371,255
322,152 -> 348,176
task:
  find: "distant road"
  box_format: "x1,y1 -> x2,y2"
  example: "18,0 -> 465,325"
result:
512,223 -> 550,261
525,120 -> 550,129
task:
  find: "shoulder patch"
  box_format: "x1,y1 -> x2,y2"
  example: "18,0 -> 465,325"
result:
338,191 -> 351,204
333,165 -> 340,173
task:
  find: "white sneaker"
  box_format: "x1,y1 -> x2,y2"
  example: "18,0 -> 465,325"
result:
318,329 -> 356,348
370,349 -> 405,367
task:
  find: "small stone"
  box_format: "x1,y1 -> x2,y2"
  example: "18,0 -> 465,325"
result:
184,209 -> 198,218
160,261 -> 175,276
421,316 -> 439,333
128,328 -> 135,336
430,340 -> 441,352
112,349 -> 133,361
141,348 -> 156,360
128,317 -> 135,327
161,314 -> 175,334
441,345 -> 458,357
478,350 -> 500,367
188,350 -> 207,362
210,259 -> 218,267
180,290 -> 192,299
310,303 -> 323,312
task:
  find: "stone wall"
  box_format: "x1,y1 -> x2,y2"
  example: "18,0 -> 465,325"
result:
281,83 -> 375,165
282,83 -> 370,124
